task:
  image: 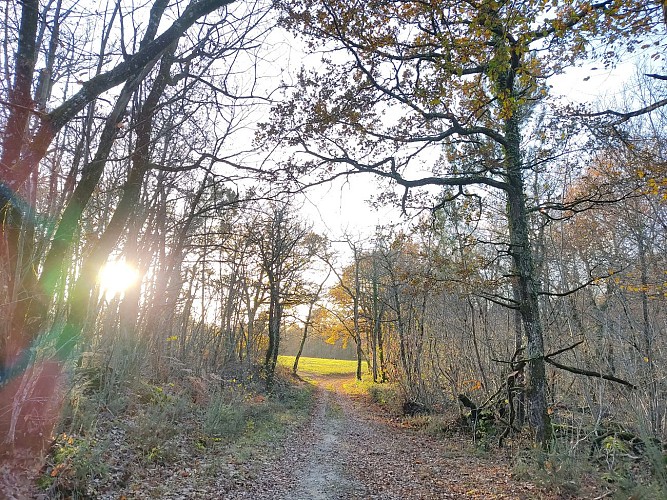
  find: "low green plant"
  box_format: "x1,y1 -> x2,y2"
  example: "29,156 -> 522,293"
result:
204,394 -> 247,438
513,445 -> 590,497
39,433 -> 108,497
143,444 -> 177,465
272,378 -> 314,410
409,414 -> 455,437
511,429 -> 667,498
598,436 -> 667,498
126,385 -> 193,467
340,378 -> 374,396
471,410 -> 498,450
368,383 -> 398,407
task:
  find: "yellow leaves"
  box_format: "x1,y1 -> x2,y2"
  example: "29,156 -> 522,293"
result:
329,281 -> 350,304
616,279 -> 667,300
325,333 -> 338,345
497,96 -> 519,121
166,335 -> 178,342
60,433 -> 75,445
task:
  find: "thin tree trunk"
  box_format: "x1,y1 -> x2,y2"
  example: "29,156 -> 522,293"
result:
56,43 -> 176,358
468,297 -> 489,391
353,249 -> 362,381
293,300 -> 315,374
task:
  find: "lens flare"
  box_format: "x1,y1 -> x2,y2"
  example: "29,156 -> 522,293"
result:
98,260 -> 138,298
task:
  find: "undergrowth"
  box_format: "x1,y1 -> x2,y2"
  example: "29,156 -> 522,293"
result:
331,359 -> 667,499
39,354 -> 314,498
511,422 -> 667,498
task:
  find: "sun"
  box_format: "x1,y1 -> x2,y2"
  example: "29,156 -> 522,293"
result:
98,260 -> 139,299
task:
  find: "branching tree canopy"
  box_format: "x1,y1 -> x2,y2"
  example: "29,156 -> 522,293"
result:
262,0 -> 666,444
0,0 -> 275,460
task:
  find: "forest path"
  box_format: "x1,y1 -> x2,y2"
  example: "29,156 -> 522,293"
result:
278,375 -> 360,499
232,372 -> 554,499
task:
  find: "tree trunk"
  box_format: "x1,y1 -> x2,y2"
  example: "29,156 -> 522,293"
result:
371,263 -> 381,383
512,276 -> 526,427
0,0 -> 39,175
637,227 -> 658,434
505,113 -> 551,446
293,326 -> 308,374
265,279 -> 282,389
353,250 -> 362,381
292,307 -> 311,375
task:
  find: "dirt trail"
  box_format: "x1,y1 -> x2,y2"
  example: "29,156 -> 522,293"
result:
233,373 -> 553,499
285,380 -> 360,499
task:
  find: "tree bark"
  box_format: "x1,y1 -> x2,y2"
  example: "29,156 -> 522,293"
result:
0,0 -> 39,175
293,300 -> 315,374
504,113 -> 551,446
265,279 -> 282,389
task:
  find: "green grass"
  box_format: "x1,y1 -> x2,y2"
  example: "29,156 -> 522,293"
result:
278,355 -> 367,376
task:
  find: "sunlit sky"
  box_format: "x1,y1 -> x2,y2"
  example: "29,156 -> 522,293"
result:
294,60 -> 640,241
266,28 -> 649,240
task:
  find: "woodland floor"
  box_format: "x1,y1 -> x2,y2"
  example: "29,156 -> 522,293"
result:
6,370 -> 612,499
225,372 -> 559,500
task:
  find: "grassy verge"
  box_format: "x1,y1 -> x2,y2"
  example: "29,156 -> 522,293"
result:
38,365 -> 314,498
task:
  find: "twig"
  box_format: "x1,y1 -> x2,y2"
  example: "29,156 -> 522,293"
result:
545,340 -> 584,358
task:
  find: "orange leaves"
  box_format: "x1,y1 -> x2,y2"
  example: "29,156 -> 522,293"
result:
462,379 -> 483,391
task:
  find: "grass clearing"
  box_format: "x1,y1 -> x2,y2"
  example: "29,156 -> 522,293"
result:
278,355 -> 367,376
279,356 -> 401,412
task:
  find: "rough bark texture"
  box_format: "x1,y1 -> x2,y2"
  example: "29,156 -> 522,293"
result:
264,281 -> 282,389
0,0 -> 39,175
504,113 -> 551,446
